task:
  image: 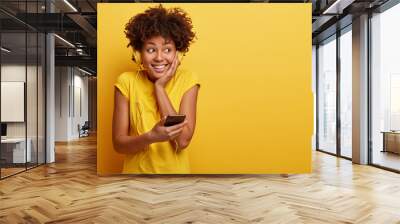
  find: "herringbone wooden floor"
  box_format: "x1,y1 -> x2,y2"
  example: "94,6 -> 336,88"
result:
1,135 -> 400,224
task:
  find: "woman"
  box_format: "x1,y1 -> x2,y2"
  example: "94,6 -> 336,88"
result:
112,5 -> 199,174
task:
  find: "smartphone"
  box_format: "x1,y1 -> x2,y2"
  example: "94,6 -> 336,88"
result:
164,115 -> 186,127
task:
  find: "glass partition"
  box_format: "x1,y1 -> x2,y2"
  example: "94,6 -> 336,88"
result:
317,35 -> 337,154
1,30 -> 28,177
339,27 -> 352,158
0,1 -> 46,179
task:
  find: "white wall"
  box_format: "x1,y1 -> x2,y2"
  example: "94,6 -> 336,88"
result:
72,72 -> 89,138
1,65 -> 25,133
312,45 -> 316,151
55,66 -> 69,141
1,65 -> 37,137
55,67 -> 89,141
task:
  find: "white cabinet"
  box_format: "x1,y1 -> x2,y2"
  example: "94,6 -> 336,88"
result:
1,138 -> 32,163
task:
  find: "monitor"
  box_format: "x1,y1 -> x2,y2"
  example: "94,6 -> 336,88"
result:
1,123 -> 7,137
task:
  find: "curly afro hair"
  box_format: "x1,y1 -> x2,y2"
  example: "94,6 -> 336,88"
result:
124,5 -> 196,59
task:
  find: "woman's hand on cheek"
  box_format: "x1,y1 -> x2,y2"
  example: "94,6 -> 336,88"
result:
155,55 -> 180,88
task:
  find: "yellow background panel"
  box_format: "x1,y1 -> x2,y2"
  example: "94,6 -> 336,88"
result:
97,3 -> 313,174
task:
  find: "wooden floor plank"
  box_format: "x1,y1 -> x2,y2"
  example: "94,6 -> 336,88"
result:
0,135 -> 400,223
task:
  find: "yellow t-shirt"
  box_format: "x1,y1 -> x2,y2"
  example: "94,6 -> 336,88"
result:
114,68 -> 200,174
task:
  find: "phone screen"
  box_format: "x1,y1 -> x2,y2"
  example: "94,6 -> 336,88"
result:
164,115 -> 186,127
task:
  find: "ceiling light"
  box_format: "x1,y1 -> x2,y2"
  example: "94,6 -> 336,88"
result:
322,0 -> 355,15
1,47 -> 11,53
54,34 -> 75,48
77,67 -> 93,76
63,0 -> 78,12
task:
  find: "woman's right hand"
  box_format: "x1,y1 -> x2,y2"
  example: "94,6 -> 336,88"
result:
148,116 -> 187,143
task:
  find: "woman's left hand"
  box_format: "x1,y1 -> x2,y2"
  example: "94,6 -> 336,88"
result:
155,54 -> 180,88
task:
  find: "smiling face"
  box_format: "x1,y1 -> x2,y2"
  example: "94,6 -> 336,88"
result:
140,36 -> 177,82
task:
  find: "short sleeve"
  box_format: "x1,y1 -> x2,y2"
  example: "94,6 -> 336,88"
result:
114,72 -> 130,98
182,71 -> 200,94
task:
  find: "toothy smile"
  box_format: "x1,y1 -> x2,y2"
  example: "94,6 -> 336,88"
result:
151,64 -> 168,73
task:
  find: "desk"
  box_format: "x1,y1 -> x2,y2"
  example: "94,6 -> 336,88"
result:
1,138 -> 31,163
381,131 -> 400,154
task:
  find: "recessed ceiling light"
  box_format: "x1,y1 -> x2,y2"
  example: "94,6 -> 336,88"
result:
77,67 -> 93,76
63,0 -> 78,12
322,0 -> 355,15
54,34 -> 75,48
1,47 -> 11,53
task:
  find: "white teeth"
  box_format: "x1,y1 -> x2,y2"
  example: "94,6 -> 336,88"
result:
152,64 -> 166,68
152,64 -> 167,73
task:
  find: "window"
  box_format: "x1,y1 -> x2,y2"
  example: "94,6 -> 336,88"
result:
317,35 -> 337,154
371,2 -> 400,171
339,27 -> 352,158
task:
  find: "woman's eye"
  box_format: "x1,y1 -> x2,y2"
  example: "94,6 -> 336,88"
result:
164,48 -> 171,53
146,48 -> 155,53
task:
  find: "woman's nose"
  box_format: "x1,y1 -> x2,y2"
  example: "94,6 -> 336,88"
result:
154,51 -> 163,61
